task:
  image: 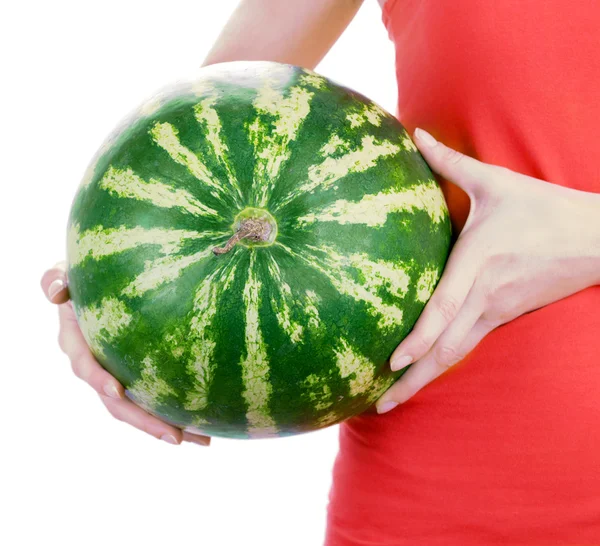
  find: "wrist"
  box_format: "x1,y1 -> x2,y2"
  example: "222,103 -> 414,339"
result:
566,189 -> 600,286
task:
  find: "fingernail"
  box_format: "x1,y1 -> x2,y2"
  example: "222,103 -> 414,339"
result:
377,401 -> 399,414
161,434 -> 179,445
391,354 -> 413,371
48,279 -> 65,301
189,436 -> 211,447
103,384 -> 121,399
415,128 -> 437,147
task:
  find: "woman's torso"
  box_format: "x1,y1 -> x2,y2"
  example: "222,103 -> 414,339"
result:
326,1 -> 600,544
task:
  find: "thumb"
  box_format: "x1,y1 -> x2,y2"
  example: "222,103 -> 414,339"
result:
40,261 -> 70,304
413,128 -> 489,197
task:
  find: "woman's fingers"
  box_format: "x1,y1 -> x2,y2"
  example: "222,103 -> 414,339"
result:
182,430 -> 212,446
59,302 -> 211,446
99,394 -> 211,446
41,261 -> 70,304
390,235 -> 480,371
57,300 -> 125,399
100,394 -> 210,446
46,261 -> 211,446
377,291 -> 491,412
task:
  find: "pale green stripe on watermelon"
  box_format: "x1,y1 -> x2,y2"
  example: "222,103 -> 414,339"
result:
185,274 -> 220,412
342,249 -> 412,299
276,135 -> 400,209
76,297 -> 133,358
364,375 -> 397,408
98,166 -> 219,217
314,410 -> 345,428
346,102 -> 387,128
296,181 -> 447,227
121,246 -> 216,298
185,263 -> 239,412
303,290 -> 321,330
193,98 -> 243,203
415,267 -> 442,303
150,122 -> 226,199
67,224 -> 209,267
334,338 -> 377,396
248,78 -> 315,207
401,135 -> 418,152
164,328 -> 187,359
304,244 -> 407,326
319,134 -> 351,156
240,254 -> 278,438
277,242 -> 404,330
302,373 -> 334,412
298,72 -> 326,89
128,355 -> 178,411
266,255 -> 304,344
305,368 -> 392,423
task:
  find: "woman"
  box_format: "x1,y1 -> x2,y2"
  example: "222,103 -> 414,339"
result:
41,0 -> 600,543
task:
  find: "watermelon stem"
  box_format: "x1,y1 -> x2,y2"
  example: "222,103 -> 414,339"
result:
213,218 -> 273,255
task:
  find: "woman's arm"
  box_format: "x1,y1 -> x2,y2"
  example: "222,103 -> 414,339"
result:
202,0 -> 364,69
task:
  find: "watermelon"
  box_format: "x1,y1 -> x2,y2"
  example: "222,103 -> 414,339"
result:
66,61 -> 451,439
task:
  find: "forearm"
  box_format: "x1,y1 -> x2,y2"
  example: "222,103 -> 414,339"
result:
201,0 -> 363,70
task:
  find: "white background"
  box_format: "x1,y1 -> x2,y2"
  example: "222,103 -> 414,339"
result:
1,1 -> 396,544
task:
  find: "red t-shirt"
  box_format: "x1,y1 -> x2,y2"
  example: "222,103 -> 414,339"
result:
325,1 -> 600,544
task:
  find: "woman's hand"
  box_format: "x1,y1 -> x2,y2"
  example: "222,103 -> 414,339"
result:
376,128 -> 600,413
41,262 -> 211,446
